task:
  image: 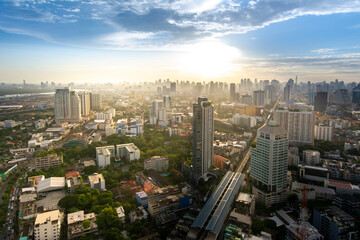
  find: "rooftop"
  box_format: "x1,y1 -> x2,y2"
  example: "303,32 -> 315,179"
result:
258,122 -> 287,136
88,173 -> 105,184
35,210 -> 60,225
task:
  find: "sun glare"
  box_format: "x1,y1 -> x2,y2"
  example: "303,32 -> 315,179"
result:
178,41 -> 241,78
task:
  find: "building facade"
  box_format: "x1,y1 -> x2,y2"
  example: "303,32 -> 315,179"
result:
250,121 -> 288,206
275,109 -> 315,146
35,153 -> 63,170
34,210 -> 61,240
192,97 -> 214,182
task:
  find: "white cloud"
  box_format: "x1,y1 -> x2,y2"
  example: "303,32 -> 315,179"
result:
311,48 -> 336,54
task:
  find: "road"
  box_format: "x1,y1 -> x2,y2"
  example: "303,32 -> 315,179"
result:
235,97 -> 281,174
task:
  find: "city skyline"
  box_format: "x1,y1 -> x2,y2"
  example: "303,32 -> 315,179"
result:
1,0 -> 360,83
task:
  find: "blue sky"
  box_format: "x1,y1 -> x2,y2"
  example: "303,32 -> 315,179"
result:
0,0 -> 360,83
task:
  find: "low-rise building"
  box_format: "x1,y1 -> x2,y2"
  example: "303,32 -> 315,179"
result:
66,171 -> 82,194
37,177 -> 65,194
67,210 -> 98,239
144,156 -> 169,172
313,206 -> 358,240
129,206 -> 148,223
116,206 -> 126,223
303,150 -> 321,166
3,120 -> 16,128
35,119 -> 46,129
136,191 -> 148,208
19,193 -> 37,220
34,210 -> 61,240
35,153 -> 63,170
213,155 -> 230,170
88,173 -> 105,192
116,143 -> 140,162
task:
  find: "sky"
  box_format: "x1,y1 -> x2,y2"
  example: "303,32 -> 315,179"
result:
1,0 -> 360,84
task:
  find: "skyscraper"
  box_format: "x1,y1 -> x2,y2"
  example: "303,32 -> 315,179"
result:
170,82 -> 176,93
314,91 -> 328,112
275,109 -> 315,146
54,87 -> 82,123
163,95 -> 171,109
253,90 -> 265,106
79,91 -> 91,116
90,93 -> 102,110
193,97 -> 214,183
230,83 -> 236,101
149,99 -> 163,125
250,121 -> 288,206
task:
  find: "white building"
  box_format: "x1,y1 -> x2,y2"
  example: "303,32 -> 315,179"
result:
3,120 -> 16,128
79,91 -> 91,117
116,206 -> 126,223
303,150 -> 321,166
34,210 -> 61,240
96,145 -> 115,158
149,99 -> 163,125
314,125 -> 333,141
275,109 -> 315,146
95,147 -> 111,168
232,114 -> 257,129
35,119 -> 46,129
88,173 -> 105,192
250,121 -> 288,206
96,112 -> 112,120
37,177 -> 65,193
116,143 -> 140,162
144,156 -> 169,172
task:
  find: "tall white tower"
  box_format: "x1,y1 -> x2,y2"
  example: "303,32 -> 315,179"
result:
250,121 -> 288,206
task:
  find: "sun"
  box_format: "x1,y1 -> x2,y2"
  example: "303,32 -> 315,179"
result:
178,40 -> 241,78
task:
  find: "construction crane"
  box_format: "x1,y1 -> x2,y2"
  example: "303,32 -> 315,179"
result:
299,185 -> 308,240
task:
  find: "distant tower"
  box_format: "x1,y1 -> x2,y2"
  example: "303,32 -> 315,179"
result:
230,83 -> 236,101
193,97 -> 214,183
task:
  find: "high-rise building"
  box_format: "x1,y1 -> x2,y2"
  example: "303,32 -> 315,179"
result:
90,93 -> 102,110
334,89 -> 351,106
70,90 -> 81,122
275,109 -> 315,146
284,83 -> 292,101
314,92 -> 328,112
253,90 -> 265,106
264,85 -> 276,104
79,91 -> 91,116
149,99 -> 163,125
163,95 -> 171,109
193,97 -> 214,182
250,121 -> 288,206
230,83 -> 236,101
314,125 -> 332,141
170,82 -> 176,93
241,94 -> 252,105
352,84 -> 360,107
54,87 -> 81,123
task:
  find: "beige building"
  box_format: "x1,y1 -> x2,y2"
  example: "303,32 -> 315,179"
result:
303,150 -> 321,166
88,173 -> 105,192
314,125 -> 333,141
34,210 -> 61,240
275,109 -> 315,146
67,210 -> 98,239
35,153 -> 63,170
144,156 -> 169,172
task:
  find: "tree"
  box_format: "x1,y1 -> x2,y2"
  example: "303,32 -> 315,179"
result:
82,219 -> 91,229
